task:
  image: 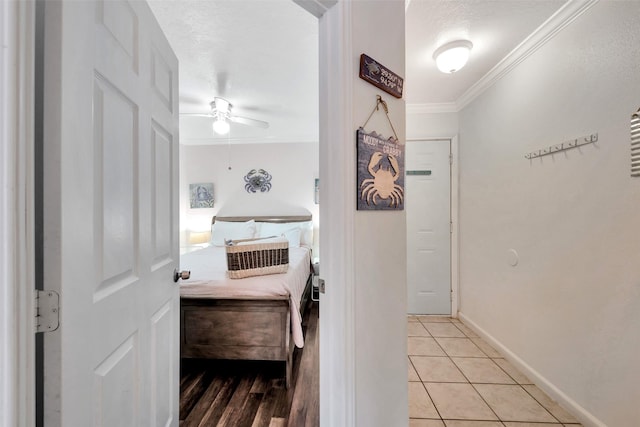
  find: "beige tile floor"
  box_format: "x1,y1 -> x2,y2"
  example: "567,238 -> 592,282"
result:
408,315 -> 583,427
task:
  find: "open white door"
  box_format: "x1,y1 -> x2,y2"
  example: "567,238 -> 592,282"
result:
41,1 -> 179,425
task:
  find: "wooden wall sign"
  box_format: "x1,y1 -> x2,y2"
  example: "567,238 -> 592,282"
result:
357,128 -> 404,211
359,54 -> 404,99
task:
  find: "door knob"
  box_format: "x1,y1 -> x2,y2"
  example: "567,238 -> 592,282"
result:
173,269 -> 190,282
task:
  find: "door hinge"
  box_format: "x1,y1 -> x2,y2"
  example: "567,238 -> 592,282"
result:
450,221 -> 453,234
449,154 -> 453,164
35,290 -> 60,333
312,276 -> 325,301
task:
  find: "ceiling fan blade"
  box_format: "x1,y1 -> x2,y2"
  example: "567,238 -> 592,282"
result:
229,115 -> 269,129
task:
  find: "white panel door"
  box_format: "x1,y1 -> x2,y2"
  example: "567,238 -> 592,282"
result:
42,1 -> 179,425
406,140 -> 451,315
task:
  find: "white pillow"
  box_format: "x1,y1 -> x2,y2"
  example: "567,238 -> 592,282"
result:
298,221 -> 313,247
211,220 -> 256,246
235,236 -> 287,246
281,228 -> 301,247
253,221 -> 305,243
258,222 -> 293,238
259,228 -> 301,247
259,223 -> 304,247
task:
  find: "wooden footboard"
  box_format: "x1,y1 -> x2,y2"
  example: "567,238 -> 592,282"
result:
180,276 -> 312,388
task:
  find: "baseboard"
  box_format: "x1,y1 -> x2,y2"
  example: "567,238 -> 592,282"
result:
458,312 -> 607,427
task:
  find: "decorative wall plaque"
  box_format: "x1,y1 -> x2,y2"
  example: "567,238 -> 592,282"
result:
359,53 -> 404,99
357,128 -> 404,211
244,169 -> 272,193
189,183 -> 214,208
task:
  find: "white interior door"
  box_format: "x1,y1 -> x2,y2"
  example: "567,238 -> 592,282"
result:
406,140 -> 451,315
42,1 -> 180,425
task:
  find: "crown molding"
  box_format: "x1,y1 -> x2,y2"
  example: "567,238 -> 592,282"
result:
406,102 -> 458,115
456,0 -> 599,111
180,136 -> 319,146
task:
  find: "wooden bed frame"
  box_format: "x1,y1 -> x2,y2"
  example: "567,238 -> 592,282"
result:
180,214 -> 313,388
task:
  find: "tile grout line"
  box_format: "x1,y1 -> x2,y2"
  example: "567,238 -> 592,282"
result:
408,316 -> 572,426
446,349 -> 504,424
456,317 -> 564,425
418,379 -> 445,423
520,384 -> 566,425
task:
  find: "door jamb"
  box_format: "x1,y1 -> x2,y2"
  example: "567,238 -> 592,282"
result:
1,1 -> 37,426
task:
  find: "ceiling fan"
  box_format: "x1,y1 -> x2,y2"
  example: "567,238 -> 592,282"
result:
181,97 -> 269,135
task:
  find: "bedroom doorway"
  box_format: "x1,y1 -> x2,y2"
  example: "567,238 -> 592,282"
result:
171,2 -> 322,425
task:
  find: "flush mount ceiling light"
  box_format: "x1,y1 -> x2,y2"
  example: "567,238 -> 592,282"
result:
433,40 -> 473,74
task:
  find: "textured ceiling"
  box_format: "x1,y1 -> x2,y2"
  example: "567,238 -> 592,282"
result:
405,0 -> 567,106
148,0 -> 567,144
148,0 -> 319,145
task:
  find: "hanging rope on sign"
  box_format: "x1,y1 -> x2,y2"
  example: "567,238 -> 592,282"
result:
361,95 -> 399,141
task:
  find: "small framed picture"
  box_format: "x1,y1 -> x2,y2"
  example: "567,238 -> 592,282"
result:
189,183 -> 214,209
314,178 -> 319,204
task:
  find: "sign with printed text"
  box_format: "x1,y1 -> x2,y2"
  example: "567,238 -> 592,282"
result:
357,128 -> 404,211
359,54 -> 404,99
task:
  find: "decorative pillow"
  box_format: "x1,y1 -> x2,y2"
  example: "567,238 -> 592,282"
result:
211,220 -> 256,246
258,222 -> 309,247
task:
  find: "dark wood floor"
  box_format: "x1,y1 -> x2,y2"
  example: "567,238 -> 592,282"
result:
179,301 -> 319,427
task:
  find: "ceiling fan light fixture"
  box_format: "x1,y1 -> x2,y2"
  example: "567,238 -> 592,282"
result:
213,97 -> 231,114
212,118 -> 230,135
433,40 -> 473,74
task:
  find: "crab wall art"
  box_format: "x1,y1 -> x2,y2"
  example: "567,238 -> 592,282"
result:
360,152 -> 404,208
356,128 -> 405,211
244,169 -> 272,193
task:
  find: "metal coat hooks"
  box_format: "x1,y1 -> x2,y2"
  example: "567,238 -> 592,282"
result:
525,133 -> 598,160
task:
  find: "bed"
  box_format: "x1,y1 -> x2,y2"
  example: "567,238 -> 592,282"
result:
179,214 -> 314,388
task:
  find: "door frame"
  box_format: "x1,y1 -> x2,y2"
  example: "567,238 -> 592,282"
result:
0,1 -> 37,426
406,136 -> 460,317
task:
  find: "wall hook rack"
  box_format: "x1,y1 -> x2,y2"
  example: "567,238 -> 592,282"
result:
525,133 -> 598,160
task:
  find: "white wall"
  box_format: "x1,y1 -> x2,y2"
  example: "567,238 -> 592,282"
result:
407,110 -> 458,139
351,2 -> 408,425
458,2 -> 640,426
318,2 -> 407,425
179,141 -> 319,251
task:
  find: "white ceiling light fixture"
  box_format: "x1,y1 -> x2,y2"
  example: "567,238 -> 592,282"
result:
212,118 -> 230,135
433,40 -> 473,74
211,97 -> 231,135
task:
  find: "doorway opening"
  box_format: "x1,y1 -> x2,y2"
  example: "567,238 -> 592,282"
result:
406,138 -> 459,316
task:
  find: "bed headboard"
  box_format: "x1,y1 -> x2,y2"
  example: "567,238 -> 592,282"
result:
212,214 -> 312,224
211,214 -> 314,249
